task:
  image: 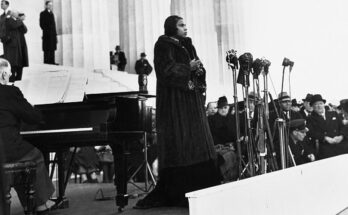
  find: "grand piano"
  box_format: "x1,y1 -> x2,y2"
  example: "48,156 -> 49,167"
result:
18,65 -> 156,211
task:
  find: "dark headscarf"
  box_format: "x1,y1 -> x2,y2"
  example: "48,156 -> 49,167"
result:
164,15 -> 183,36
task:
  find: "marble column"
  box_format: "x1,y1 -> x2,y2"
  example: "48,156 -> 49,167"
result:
52,0 -> 110,69
171,0 -> 221,101
119,0 -> 170,74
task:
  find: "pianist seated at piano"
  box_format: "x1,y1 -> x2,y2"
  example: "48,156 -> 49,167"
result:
0,58 -> 56,213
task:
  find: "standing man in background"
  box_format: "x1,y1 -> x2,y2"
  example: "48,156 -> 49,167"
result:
114,45 -> 127,71
40,1 -> 57,65
135,52 -> 152,91
0,0 -> 10,47
3,10 -> 28,82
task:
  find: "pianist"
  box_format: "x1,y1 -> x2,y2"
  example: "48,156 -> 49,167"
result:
0,58 -> 55,213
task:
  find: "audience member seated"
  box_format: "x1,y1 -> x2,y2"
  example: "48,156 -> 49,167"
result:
208,96 -> 238,182
288,119 -> 315,166
291,99 -> 301,112
96,145 -> 114,183
307,94 -> 348,159
269,92 -> 303,127
66,147 -> 100,183
299,94 -> 313,118
206,101 -> 217,116
0,58 -> 55,214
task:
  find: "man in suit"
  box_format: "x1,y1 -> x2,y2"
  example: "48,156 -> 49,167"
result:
307,94 -> 348,159
3,10 -> 28,82
299,93 -> 313,118
288,119 -> 315,166
269,92 -> 302,166
40,1 -> 57,65
135,52 -> 153,91
208,96 -> 237,146
0,0 -> 10,44
208,96 -> 238,181
269,92 -> 302,130
114,45 -> 127,71
0,58 -> 55,213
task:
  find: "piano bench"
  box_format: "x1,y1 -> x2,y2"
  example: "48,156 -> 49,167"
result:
3,161 -> 37,215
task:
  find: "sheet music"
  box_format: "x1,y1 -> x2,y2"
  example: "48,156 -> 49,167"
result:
15,70 -> 71,105
63,69 -> 88,103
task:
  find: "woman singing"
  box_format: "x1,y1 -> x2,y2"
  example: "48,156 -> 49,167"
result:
135,15 -> 220,209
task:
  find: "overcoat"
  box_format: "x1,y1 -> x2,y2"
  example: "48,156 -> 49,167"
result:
307,111 -> 348,159
39,9 -> 57,51
154,35 -> 216,170
3,18 -> 28,67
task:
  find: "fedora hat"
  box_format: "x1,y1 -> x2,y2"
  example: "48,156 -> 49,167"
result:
217,96 -> 229,108
278,92 -> 291,101
310,94 -> 326,106
302,93 -> 313,102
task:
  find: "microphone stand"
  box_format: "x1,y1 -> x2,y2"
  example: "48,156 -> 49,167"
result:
226,50 -> 245,179
262,70 -> 278,171
226,57 -> 243,179
242,69 -> 255,177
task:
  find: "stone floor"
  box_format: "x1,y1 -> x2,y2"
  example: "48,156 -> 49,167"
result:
10,182 -> 189,215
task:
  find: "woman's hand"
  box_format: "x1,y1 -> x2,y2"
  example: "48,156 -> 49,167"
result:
190,59 -> 201,71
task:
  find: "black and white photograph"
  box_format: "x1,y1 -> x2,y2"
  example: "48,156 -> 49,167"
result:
1,0 -> 348,215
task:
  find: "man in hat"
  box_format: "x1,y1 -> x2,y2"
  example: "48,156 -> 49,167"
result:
269,92 -> 302,130
208,96 -> 238,181
135,52 -> 153,91
288,119 -> 315,166
307,94 -> 348,159
208,96 -> 236,146
113,45 -> 127,71
299,93 -> 313,118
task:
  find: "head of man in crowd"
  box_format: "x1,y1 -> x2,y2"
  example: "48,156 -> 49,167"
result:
291,99 -> 301,112
302,93 -> 313,113
217,96 -> 229,117
45,1 -> 53,11
0,58 -> 12,85
278,92 -> 292,112
115,45 -> 121,52
206,101 -> 217,116
248,92 -> 259,113
140,52 -> 146,60
289,119 -> 308,142
1,0 -> 9,11
310,94 -> 326,115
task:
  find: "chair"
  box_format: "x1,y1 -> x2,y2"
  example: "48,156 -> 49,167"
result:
3,161 -> 37,215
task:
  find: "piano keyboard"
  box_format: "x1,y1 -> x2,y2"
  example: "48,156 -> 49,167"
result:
20,127 -> 94,135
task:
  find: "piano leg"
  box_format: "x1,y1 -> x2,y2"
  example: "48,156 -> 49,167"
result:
111,140 -> 129,212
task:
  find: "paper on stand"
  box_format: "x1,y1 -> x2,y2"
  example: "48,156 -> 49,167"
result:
15,70 -> 71,105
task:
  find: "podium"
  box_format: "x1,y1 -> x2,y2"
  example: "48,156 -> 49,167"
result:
186,155 -> 348,215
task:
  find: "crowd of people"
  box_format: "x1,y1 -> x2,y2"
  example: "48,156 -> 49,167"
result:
206,91 -> 348,179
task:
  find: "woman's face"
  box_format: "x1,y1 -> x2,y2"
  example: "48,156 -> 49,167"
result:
176,19 -> 187,37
